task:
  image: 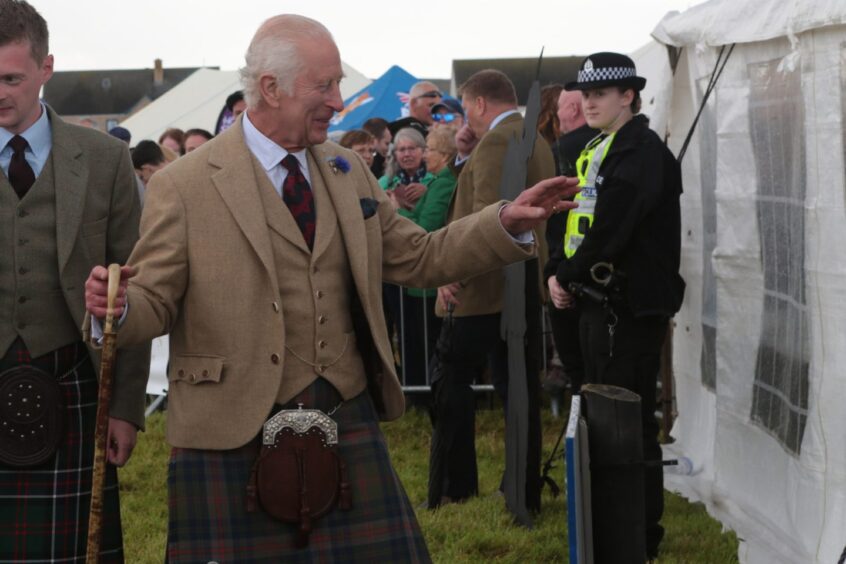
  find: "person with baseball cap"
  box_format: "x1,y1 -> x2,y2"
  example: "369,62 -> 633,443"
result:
544,51 -> 686,561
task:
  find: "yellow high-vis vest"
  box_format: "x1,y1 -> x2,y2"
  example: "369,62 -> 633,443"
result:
563,133 -> 616,258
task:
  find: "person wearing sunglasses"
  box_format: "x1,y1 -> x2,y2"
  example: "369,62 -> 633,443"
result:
431,97 -> 465,131
408,81 -> 442,126
387,82 -> 443,141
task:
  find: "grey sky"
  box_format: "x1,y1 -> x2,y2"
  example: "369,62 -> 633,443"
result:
35,0 -> 699,78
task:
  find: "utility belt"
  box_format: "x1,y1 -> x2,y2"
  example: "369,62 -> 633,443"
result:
247,399 -> 352,548
568,263 -> 628,358
567,262 -> 626,307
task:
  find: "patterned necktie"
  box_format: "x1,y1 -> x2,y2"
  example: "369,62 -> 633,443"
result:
280,154 -> 316,250
7,135 -> 36,199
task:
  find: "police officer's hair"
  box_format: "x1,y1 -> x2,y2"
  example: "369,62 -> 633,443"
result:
459,69 -> 518,106
0,0 -> 49,63
617,87 -> 642,114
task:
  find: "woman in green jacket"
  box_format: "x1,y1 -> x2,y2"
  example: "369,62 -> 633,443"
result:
379,127 -> 458,396
403,128 -> 458,395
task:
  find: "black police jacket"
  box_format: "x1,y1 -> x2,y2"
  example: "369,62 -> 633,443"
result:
545,114 -> 686,317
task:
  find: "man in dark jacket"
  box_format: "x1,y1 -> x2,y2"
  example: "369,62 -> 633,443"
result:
544,52 -> 685,560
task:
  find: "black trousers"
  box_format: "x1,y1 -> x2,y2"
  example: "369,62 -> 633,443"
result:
548,304 -> 585,392
580,302 -> 668,558
429,262 -> 544,510
428,313 -> 500,504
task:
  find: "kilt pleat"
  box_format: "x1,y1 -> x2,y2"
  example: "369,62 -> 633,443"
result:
0,340 -> 123,563
167,378 -> 431,563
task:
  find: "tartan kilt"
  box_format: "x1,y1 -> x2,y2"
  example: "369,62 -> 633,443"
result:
167,377 -> 431,563
0,339 -> 123,562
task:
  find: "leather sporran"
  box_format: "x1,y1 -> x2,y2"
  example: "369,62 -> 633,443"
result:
247,407 -> 352,547
0,365 -> 64,467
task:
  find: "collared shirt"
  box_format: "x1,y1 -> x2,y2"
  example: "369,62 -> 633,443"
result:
488,109 -> 520,131
0,102 -> 52,178
242,110 -> 311,198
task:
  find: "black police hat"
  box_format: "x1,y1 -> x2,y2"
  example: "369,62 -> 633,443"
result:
388,116 -> 428,138
564,52 -> 646,92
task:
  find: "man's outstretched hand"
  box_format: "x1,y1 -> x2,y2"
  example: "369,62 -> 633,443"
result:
85,265 -> 136,319
500,176 -> 580,236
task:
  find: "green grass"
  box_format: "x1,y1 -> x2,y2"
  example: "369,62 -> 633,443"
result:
119,405 -> 738,563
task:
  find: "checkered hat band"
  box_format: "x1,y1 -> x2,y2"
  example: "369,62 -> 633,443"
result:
578,66 -> 636,83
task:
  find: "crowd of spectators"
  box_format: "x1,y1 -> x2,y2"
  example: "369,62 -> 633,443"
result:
107,91 -> 247,207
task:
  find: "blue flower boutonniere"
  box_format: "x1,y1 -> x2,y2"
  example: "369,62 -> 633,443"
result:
328,155 -> 351,174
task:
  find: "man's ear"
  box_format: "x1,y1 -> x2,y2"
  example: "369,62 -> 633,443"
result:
476,96 -> 486,116
259,73 -> 282,108
40,54 -> 54,84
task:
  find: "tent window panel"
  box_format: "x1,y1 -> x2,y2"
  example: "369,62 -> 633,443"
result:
698,79 -> 719,391
747,58 -> 809,455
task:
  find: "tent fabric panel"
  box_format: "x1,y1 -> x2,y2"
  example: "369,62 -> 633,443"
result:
652,0 -> 846,48
665,22 -> 846,563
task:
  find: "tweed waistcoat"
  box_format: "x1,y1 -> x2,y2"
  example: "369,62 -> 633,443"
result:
0,155 -> 79,356
251,158 -> 368,406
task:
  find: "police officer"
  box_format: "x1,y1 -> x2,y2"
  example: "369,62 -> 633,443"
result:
544,52 -> 685,560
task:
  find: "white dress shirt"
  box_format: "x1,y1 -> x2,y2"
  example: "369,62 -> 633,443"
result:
242,110 -> 311,199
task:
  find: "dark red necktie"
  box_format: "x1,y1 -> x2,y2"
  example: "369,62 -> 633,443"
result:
7,135 -> 35,199
281,154 -> 316,250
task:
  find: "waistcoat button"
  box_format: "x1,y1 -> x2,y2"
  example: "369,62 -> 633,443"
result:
271,353 -> 280,364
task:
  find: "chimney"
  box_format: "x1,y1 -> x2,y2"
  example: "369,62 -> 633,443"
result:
153,58 -> 164,86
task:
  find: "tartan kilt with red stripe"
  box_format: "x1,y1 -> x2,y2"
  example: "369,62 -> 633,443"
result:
167,378 -> 431,563
0,339 -> 123,562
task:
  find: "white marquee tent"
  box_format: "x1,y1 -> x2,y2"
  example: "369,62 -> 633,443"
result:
644,0 -> 846,561
120,64 -> 370,143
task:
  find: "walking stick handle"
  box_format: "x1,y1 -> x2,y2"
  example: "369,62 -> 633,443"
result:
104,264 -> 121,334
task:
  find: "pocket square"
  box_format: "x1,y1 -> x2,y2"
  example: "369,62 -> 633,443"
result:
360,197 -> 379,219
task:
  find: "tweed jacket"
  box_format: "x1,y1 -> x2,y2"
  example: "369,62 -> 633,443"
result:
438,113 -> 555,317
34,108 -> 149,428
113,119 -> 535,450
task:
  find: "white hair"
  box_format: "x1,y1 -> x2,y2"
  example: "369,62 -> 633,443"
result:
385,127 -> 426,178
239,14 -> 334,108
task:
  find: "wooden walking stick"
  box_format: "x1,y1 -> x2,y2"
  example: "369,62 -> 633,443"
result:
86,264 -> 122,564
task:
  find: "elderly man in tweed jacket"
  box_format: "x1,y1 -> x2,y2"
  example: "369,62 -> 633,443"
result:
85,14 -> 576,562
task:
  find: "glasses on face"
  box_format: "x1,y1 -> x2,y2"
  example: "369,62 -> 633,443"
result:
395,146 -> 422,154
413,90 -> 441,100
432,113 -> 458,123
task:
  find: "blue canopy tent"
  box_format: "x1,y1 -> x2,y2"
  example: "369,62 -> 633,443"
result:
329,65 -> 419,132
